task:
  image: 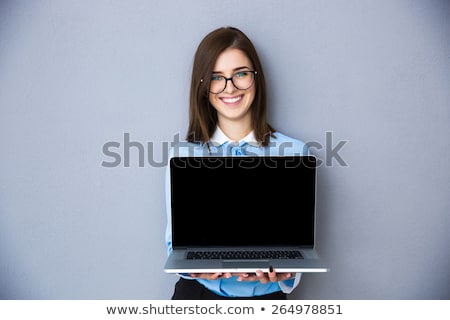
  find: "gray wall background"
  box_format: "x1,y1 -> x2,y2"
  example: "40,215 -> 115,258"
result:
0,0 -> 449,299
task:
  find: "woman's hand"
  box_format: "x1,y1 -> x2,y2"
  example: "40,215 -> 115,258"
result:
235,267 -> 292,283
189,268 -> 292,283
189,272 -> 233,280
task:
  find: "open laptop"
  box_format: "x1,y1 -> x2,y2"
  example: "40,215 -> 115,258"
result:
164,155 -> 328,273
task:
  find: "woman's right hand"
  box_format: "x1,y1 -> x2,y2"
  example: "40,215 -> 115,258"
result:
189,273 -> 233,280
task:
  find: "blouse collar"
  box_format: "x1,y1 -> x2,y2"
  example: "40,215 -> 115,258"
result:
210,126 -> 257,146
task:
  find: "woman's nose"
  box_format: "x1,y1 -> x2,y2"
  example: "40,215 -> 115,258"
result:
223,78 -> 238,93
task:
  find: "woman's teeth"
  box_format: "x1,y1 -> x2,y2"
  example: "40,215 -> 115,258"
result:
221,95 -> 242,103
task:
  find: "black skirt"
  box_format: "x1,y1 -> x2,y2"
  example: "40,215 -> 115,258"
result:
171,278 -> 287,300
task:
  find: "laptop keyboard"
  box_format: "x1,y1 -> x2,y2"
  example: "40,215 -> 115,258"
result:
186,250 -> 303,260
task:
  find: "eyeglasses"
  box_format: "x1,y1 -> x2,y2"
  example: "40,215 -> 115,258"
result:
208,70 -> 257,94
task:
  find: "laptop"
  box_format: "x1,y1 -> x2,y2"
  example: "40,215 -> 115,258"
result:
164,155 -> 329,273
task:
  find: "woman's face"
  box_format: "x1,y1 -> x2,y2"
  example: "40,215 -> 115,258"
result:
208,48 -> 256,126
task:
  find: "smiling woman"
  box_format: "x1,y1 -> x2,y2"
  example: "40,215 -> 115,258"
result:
186,27 -> 272,147
206,48 -> 256,136
165,26 -> 310,300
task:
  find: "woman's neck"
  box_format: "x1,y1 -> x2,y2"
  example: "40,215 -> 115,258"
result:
217,118 -> 253,142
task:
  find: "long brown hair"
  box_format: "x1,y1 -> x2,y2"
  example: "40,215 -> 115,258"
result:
186,26 -> 275,146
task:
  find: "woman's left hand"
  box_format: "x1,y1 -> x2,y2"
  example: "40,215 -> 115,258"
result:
235,267 -> 293,283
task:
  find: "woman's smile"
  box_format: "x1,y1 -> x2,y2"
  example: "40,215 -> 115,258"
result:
219,94 -> 244,105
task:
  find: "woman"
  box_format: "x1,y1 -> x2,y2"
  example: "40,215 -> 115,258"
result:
166,26 -> 308,299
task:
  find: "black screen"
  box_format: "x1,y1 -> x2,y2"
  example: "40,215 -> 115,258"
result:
170,156 -> 316,248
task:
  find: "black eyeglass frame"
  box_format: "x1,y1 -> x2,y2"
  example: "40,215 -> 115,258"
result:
205,70 -> 258,94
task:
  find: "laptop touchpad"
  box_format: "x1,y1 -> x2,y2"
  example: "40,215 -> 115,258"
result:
222,261 -> 269,268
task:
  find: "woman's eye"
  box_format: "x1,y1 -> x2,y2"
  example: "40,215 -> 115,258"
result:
235,71 -> 247,78
211,75 -> 223,81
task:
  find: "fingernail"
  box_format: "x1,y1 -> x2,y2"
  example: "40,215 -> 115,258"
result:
269,266 -> 273,273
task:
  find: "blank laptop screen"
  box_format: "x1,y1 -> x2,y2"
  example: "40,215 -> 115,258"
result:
170,156 -> 316,248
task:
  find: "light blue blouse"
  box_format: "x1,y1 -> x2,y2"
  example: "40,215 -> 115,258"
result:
165,130 -> 309,297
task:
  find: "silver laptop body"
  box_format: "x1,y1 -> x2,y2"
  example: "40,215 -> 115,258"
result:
164,155 -> 328,273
